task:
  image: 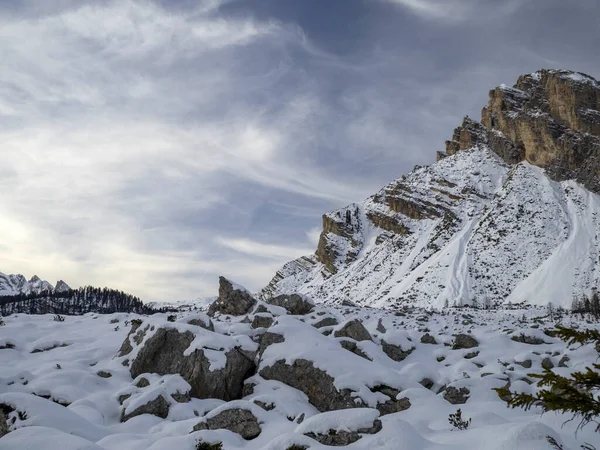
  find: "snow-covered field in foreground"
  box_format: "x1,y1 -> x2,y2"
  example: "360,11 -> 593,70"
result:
0,306 -> 599,450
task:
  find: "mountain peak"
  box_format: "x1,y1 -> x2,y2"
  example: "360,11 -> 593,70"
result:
262,69 -> 600,309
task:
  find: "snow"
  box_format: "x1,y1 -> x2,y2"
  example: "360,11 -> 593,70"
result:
0,308 -> 599,449
264,146 -> 600,310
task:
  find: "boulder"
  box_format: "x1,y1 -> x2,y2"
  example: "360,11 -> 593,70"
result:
334,320 -> 372,342
339,340 -> 371,361
187,315 -> 215,332
541,357 -> 555,370
313,317 -> 339,328
251,315 -> 274,329
208,277 -> 256,317
420,333 -> 437,344
130,328 -> 256,401
381,340 -> 413,362
259,359 -> 358,412
297,409 -> 382,446
442,387 -> 470,405
265,294 -> 314,315
193,408 -> 261,440
452,334 -> 479,350
121,394 -> 170,422
515,359 -> 532,369
258,332 -> 285,357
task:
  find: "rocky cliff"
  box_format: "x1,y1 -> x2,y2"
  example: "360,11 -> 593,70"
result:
261,69 -> 600,309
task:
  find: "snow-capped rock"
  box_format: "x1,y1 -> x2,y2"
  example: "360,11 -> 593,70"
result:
262,70 -> 600,309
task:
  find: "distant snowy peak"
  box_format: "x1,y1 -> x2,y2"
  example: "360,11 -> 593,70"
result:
262,69 -> 600,309
0,272 -> 66,297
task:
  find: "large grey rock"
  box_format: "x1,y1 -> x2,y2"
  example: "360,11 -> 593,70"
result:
334,320 -> 372,342
258,332 -> 284,357
266,294 -> 314,315
313,317 -> 339,328
259,359 -> 358,412
339,340 -> 371,361
541,357 -> 555,370
259,358 -> 403,416
442,387 -> 470,405
208,277 -> 256,317
381,340 -> 413,362
121,394 -> 170,422
420,333 -> 437,344
193,408 -> 261,440
306,419 -> 382,446
452,334 -> 479,350
251,315 -> 274,329
130,328 -> 256,401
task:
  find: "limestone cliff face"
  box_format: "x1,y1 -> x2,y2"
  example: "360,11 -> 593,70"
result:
261,70 -> 600,308
445,70 -> 600,192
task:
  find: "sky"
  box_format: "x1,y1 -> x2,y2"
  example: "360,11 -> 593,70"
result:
1,0 -> 599,302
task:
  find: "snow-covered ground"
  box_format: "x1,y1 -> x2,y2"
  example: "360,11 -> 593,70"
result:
1,305 -> 599,449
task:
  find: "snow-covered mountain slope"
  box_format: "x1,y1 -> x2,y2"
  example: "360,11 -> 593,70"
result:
0,272 -> 58,297
262,69 -> 600,309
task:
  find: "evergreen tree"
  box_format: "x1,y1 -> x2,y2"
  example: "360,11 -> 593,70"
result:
495,325 -> 600,433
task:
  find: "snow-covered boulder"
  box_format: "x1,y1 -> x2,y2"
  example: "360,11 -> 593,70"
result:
192,401 -> 265,440
334,319 -> 372,341
295,408 -> 382,446
118,374 -> 191,422
258,317 -> 409,415
125,320 -> 257,401
264,293 -> 314,315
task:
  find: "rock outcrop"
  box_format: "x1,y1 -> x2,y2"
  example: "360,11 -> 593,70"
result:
208,277 -> 256,317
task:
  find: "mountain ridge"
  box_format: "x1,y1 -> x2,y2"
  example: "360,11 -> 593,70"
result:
261,69 -> 600,309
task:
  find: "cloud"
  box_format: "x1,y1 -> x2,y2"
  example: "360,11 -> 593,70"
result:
384,0 -> 528,23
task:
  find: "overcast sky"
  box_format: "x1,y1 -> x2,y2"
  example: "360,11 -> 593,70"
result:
1,0 -> 599,302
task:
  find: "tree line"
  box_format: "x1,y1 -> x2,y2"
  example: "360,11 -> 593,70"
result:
0,286 -> 173,316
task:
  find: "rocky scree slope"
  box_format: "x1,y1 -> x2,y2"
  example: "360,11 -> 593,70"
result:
262,69 -> 600,309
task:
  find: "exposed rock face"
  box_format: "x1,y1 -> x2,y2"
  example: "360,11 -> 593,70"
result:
316,207 -> 363,274
208,277 -> 256,317
193,408 -> 261,440
264,294 -> 314,315
260,69 -> 600,310
334,320 -> 372,342
129,328 -> 256,401
257,332 -> 284,357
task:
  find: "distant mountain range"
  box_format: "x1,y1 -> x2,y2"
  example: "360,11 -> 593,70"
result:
262,69 -> 600,310
0,271 -> 160,316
